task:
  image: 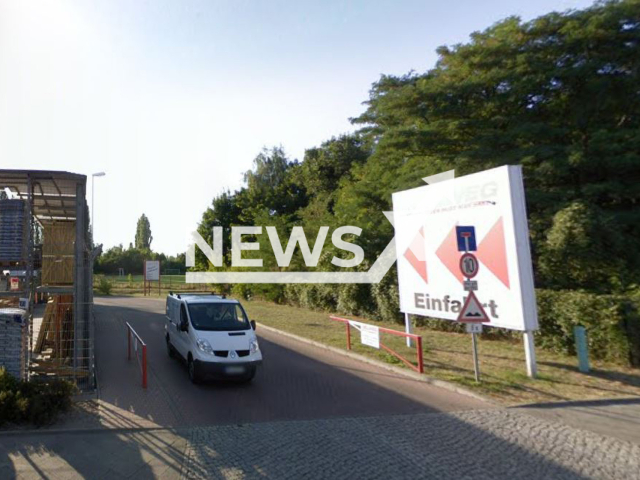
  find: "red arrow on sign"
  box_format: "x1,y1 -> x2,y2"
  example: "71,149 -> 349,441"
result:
403,217 -> 510,288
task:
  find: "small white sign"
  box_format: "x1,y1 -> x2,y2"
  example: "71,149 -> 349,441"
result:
145,261 -> 160,281
360,323 -> 380,349
463,280 -> 478,291
349,320 -> 380,349
466,323 -> 483,334
19,298 -> 29,310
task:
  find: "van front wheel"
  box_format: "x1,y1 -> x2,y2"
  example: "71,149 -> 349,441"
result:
188,356 -> 200,384
239,366 -> 256,384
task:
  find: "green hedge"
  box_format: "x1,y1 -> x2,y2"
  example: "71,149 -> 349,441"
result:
535,289 -> 640,366
227,280 -> 640,367
413,289 -> 640,365
0,368 -> 76,427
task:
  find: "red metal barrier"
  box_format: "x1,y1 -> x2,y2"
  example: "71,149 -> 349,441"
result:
330,316 -> 424,374
126,322 -> 147,388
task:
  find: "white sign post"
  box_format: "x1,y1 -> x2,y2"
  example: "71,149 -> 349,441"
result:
145,261 -> 160,281
348,321 -> 380,349
360,324 -> 380,349
144,260 -> 161,296
392,165 -> 538,377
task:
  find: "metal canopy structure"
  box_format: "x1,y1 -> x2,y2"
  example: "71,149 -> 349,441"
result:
0,169 -> 86,223
0,169 -> 94,390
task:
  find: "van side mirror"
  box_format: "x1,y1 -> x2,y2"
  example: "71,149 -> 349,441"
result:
250,320 -> 256,331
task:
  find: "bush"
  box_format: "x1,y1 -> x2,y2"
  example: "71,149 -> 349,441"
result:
231,283 -> 252,300
337,283 -> 375,317
370,268 -> 402,323
536,289 -> 640,365
97,277 -> 113,295
0,368 -> 76,427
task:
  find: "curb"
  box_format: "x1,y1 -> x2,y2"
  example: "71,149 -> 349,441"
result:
258,323 -> 496,406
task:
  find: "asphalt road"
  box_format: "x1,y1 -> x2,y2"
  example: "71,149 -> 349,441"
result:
94,296 -> 487,428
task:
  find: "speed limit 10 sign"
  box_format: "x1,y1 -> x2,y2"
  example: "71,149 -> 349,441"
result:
460,253 -> 479,278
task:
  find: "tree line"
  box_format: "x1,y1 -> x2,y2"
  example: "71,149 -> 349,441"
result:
94,214 -> 185,275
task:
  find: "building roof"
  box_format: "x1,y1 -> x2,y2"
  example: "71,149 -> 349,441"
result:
0,169 -> 87,222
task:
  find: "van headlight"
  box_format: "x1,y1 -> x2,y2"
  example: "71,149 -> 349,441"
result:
196,338 -> 213,354
250,340 -> 260,354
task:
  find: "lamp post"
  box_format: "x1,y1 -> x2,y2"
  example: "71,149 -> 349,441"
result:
91,172 -> 106,240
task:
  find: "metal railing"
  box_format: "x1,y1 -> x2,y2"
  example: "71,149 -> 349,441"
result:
330,315 -> 424,374
126,322 -> 147,388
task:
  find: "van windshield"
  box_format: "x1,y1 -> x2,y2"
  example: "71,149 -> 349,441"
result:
187,303 -> 250,331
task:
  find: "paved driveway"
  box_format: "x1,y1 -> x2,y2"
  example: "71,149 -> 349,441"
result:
94,296 -> 486,427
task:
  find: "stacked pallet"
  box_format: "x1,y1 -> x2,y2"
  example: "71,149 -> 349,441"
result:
0,308 -> 28,380
0,199 -> 27,262
42,223 -> 75,285
34,295 -> 74,359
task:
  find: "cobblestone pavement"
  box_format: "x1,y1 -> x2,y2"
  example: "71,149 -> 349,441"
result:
3,408 -> 639,479
180,409 -> 640,480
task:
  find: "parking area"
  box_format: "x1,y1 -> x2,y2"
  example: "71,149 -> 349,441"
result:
94,296 -> 487,428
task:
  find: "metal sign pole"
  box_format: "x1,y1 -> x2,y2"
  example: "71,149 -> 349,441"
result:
471,332 -> 480,382
457,227 -> 484,383
523,331 -> 537,378
404,312 -> 413,347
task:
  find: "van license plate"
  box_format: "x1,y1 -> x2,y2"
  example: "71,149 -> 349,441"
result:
226,366 -> 245,375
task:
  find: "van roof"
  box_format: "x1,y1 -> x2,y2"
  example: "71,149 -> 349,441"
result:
168,292 -> 238,304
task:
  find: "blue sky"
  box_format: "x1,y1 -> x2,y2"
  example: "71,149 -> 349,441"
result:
0,0 -> 594,254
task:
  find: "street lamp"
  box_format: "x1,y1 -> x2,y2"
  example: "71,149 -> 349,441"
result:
91,172 -> 106,240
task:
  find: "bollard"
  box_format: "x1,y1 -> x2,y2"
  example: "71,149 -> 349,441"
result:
574,326 -> 590,373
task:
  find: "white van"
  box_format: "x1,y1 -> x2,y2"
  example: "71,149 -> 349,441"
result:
165,292 -> 262,383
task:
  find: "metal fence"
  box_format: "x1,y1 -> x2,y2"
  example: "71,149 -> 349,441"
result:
29,298 -> 95,390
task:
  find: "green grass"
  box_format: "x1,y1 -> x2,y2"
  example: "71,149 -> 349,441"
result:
102,274 -> 186,284
240,299 -> 640,406
94,274 -> 210,295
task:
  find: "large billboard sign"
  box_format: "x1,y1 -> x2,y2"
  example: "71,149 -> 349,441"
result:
392,165 -> 537,332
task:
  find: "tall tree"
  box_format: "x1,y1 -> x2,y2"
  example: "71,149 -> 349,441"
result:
135,214 -> 153,250
238,146 -> 307,224
195,190 -> 242,270
349,0 -> 640,291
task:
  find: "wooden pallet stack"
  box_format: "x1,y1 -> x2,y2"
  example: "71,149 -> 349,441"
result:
42,222 -> 75,285
34,295 -> 74,361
